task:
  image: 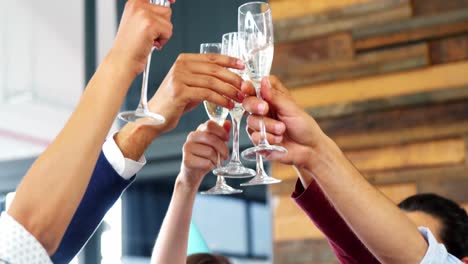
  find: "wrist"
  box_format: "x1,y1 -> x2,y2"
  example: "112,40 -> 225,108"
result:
105,49 -> 141,80
301,135 -> 346,180
175,174 -> 202,195
115,124 -> 163,161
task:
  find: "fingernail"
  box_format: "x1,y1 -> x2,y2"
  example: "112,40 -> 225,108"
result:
258,102 -> 266,114
266,78 -> 272,89
275,123 -> 284,133
229,101 -> 235,109
274,136 -> 282,143
236,59 -> 244,67
237,92 -> 246,102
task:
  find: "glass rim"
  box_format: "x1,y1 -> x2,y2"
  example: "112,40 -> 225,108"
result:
200,42 -> 222,47
200,43 -> 221,54
222,32 -> 239,38
151,0 -> 171,6
238,1 -> 271,16
221,32 -> 246,40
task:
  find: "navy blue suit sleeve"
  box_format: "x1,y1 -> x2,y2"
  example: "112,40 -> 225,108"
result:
51,151 -> 135,264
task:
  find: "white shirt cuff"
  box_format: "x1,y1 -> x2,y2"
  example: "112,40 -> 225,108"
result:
418,227 -> 463,264
0,212 -> 52,264
102,134 -> 146,180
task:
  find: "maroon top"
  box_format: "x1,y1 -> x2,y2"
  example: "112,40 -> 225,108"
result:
291,179 -> 380,264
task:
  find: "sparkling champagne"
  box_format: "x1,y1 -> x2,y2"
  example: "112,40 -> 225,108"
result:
203,101 -> 229,125
244,44 -> 274,84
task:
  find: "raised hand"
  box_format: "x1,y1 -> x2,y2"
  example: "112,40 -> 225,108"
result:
111,0 -> 173,76
148,53 -> 250,132
179,120 -> 231,188
114,53 -> 253,161
242,76 -> 330,169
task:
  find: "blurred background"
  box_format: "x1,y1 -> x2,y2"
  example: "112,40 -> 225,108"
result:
0,0 -> 468,263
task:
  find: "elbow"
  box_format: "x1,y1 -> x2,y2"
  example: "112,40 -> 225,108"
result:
18,217 -> 61,255
8,207 -> 62,255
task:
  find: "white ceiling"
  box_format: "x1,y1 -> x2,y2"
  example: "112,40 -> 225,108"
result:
0,0 -> 117,162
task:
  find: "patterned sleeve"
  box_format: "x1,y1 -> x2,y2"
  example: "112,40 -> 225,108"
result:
0,212 -> 52,264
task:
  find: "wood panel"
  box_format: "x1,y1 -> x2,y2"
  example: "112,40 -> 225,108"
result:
318,99 -> 468,150
318,100 -> 468,137
333,121 -> 468,150
412,0 -> 468,16
274,43 -> 429,88
431,34 -> 468,64
272,32 -> 354,73
463,203 -> 468,212
274,239 -> 338,264
417,178 -> 468,202
379,183 -> 418,203
273,195 -> 325,241
354,9 -> 468,50
345,138 -> 465,172
309,86 -> 468,119
270,178 -> 298,196
272,138 -> 466,181
370,165 -> 468,185
270,0 -> 373,21
291,61 -> 468,109
274,0 -> 411,42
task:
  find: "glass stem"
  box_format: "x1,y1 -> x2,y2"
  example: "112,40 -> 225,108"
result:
256,154 -> 268,178
253,81 -> 269,146
137,47 -> 155,112
216,176 -> 226,185
216,152 -> 221,168
230,113 -> 242,163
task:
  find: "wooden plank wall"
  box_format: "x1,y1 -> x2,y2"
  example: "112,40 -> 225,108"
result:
269,0 -> 468,263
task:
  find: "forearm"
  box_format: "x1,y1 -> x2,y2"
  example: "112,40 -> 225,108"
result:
293,169 -> 379,264
51,152 -> 134,263
8,52 -> 135,254
303,137 -> 427,264
151,177 -> 198,264
114,123 -> 162,160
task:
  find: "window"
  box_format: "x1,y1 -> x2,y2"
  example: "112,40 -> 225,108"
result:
101,199 -> 123,264
192,195 -> 271,260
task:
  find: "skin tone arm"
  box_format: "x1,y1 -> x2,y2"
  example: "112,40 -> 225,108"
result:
150,121 -> 231,264
114,53 -> 249,161
7,0 -> 174,255
241,76 -> 428,264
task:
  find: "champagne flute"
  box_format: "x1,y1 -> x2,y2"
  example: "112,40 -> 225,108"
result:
238,1 -> 287,161
118,0 -> 171,126
238,1 -> 283,186
199,43 -> 243,195
213,32 -> 256,178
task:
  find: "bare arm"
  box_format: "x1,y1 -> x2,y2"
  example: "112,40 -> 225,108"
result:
301,139 -> 427,264
151,178 -> 199,264
243,76 -> 428,264
8,53 -> 135,254
151,121 -> 230,264
114,50 -> 249,161
7,0 -> 173,254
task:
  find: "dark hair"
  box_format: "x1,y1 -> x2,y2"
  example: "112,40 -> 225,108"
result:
398,193 -> 468,259
187,253 -> 231,264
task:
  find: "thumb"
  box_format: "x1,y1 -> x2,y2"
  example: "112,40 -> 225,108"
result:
260,77 -> 298,117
